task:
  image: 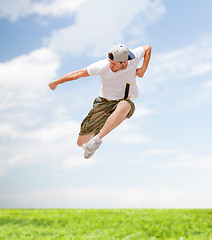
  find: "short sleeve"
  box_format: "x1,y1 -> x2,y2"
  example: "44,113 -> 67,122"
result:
87,60 -> 106,76
131,47 -> 145,60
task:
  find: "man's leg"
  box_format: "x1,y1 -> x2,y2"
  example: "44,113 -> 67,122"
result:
79,100 -> 132,159
96,100 -> 131,139
77,134 -> 95,147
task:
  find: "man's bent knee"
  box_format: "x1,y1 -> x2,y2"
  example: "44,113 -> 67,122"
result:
77,138 -> 83,147
116,100 -> 131,114
77,134 -> 94,147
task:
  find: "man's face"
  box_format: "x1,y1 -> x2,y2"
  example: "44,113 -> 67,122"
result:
108,58 -> 124,72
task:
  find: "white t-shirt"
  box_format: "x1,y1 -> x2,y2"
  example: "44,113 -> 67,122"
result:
87,47 -> 145,100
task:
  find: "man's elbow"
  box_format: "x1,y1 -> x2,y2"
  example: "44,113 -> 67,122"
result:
143,45 -> 152,57
146,45 -> 152,52
142,45 -> 152,52
77,68 -> 90,79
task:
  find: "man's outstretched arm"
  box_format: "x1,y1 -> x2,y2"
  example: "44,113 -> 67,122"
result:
136,45 -> 152,78
48,67 -> 90,90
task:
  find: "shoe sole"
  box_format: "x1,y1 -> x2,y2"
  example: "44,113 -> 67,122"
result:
83,144 -> 94,159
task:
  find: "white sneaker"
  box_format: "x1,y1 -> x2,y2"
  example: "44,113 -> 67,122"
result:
83,136 -> 102,159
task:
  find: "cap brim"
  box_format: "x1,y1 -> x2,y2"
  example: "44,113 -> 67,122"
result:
128,50 -> 135,60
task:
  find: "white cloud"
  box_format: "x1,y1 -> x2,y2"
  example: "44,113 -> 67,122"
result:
176,154 -> 195,161
203,79 -> 212,89
0,119 -> 85,176
48,0 -> 165,57
154,154 -> 212,169
32,0 -> 87,17
144,37 -> 212,92
188,62 -> 212,77
1,186 -> 211,208
0,47 -> 60,109
120,133 -> 150,144
62,155 -> 99,169
0,0 -> 30,21
133,105 -> 155,118
143,149 -> 178,156
0,123 -> 18,140
105,120 -> 150,145
24,121 -> 79,142
0,0 -> 87,21
142,150 -> 212,170
140,36 -> 212,111
195,78 -> 212,104
0,42 -> 100,176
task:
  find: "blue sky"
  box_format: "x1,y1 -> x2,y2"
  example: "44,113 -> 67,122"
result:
0,0 -> 212,208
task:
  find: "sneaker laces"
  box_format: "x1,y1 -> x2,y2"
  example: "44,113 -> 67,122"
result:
92,136 -> 101,145
87,137 -> 102,151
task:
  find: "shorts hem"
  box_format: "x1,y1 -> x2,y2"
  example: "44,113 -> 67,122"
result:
79,131 -> 99,136
79,97 -> 135,135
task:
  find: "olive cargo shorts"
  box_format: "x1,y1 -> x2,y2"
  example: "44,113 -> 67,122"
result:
79,97 -> 135,136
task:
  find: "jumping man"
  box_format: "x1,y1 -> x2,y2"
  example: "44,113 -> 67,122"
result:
48,44 -> 151,158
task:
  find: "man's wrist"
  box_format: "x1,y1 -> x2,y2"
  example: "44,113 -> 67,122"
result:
140,65 -> 147,71
54,79 -> 60,85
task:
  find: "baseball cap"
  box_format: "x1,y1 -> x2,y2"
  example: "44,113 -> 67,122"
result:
108,44 -> 135,62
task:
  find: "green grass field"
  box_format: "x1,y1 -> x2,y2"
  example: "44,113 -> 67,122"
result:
0,209 -> 211,240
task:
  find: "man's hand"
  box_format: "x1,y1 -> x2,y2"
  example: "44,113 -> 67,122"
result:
48,81 -> 58,90
136,67 -> 146,78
